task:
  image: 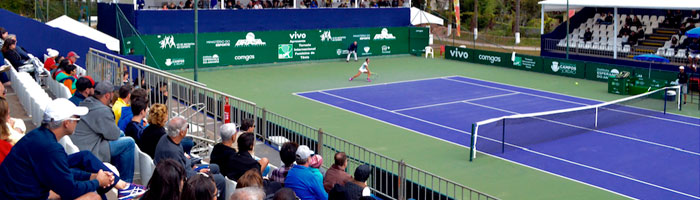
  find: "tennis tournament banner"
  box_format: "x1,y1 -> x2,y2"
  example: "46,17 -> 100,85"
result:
584,63 -> 634,82
471,49 -> 510,68
125,27 -> 410,70
511,54 -> 543,72
444,46 -> 473,62
543,58 -> 586,79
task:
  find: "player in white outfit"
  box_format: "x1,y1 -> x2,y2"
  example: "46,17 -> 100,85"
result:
349,58 -> 371,82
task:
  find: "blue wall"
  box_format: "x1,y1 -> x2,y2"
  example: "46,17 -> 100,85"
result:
97,3 -> 137,40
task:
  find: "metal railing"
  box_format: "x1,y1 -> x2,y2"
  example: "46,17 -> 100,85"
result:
543,38 -> 696,66
85,48 -> 498,200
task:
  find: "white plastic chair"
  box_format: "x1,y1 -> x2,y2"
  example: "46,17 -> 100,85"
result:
225,177 -> 238,200
676,49 -> 687,58
656,48 -> 666,56
665,48 -> 675,57
424,46 -> 434,58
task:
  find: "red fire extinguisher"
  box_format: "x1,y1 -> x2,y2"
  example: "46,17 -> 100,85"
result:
224,97 -> 231,124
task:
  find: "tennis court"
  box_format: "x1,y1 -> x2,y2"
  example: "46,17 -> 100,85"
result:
296,75 -> 700,200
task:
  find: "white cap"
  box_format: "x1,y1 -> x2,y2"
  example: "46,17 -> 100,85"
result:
43,98 -> 89,122
679,66 -> 684,69
47,48 -> 59,58
296,145 -> 314,160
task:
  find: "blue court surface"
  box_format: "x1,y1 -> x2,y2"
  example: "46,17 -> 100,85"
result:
295,76 -> 700,200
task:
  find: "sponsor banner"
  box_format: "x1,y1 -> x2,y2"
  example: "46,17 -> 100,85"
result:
409,27 -> 429,38
444,46 -> 472,62
472,49 -> 509,67
585,63 -> 633,82
126,27 -> 409,70
511,54 -> 543,72
543,58 -> 586,78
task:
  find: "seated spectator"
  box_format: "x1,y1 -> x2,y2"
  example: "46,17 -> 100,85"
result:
118,88 -> 148,131
618,25 -> 631,37
0,96 -> 12,164
0,27 -> 6,47
182,172 -> 218,200
596,13 -> 606,24
162,4 -> 169,10
185,0 -> 193,8
226,0 -> 233,8
1,39 -> 33,74
44,48 -> 59,72
141,159 -> 186,200
671,36 -> 680,50
687,38 -> 700,66
0,86 -> 26,145
56,64 -> 78,94
329,164 -> 373,200
285,145 -> 328,200
169,2 -> 177,9
210,123 -> 238,170
309,0 -> 318,8
254,1 -> 263,9
692,10 -> 700,23
628,32 -> 638,46
604,12 -> 613,23
323,152 -> 352,192
235,0 -> 243,9
67,51 -> 79,65
232,118 -> 256,152
583,28 -> 593,42
270,141 -> 298,183
631,16 -> 642,27
636,28 -> 645,40
154,116 -> 227,199
179,1 -> 185,9
124,100 -> 148,142
308,154 -> 324,185
273,188 -> 297,200
150,82 -> 169,105
620,32 -> 629,45
230,187 -> 265,200
140,103 -> 168,158
69,76 -> 94,106
113,85 -> 132,125
624,15 -> 632,26
71,81 -> 136,182
53,59 -> 69,79
0,98 -> 145,199
218,132 -> 269,181
237,169 -> 282,198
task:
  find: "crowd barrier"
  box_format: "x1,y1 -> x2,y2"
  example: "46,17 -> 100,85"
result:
86,47 -> 498,200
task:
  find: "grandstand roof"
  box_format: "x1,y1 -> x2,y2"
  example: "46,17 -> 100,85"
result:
47,16 -> 120,52
539,0 -> 700,11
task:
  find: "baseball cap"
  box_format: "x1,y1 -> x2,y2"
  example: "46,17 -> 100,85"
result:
76,76 -> 95,91
47,48 -> 59,57
308,154 -> 323,168
43,98 -> 89,122
679,66 -> 685,69
354,164 -> 371,182
67,51 -> 80,59
296,145 -> 314,160
94,81 -> 115,95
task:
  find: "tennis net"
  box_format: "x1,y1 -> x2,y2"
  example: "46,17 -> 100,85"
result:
469,85 -> 682,161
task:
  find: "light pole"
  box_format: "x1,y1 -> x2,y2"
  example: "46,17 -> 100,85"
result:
194,0 -> 199,81
565,0 -> 569,59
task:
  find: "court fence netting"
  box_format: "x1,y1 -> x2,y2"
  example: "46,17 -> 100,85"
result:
470,85 -> 682,161
86,48 -> 499,200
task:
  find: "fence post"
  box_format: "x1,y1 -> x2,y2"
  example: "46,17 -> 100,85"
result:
398,160 -> 406,200
262,107 -> 267,140
317,128 -> 324,157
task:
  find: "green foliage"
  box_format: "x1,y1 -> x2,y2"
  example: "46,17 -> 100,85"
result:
0,0 -> 96,23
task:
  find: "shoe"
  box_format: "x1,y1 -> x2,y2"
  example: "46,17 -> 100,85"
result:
118,183 -> 146,200
346,60 -> 349,62
349,77 -> 353,81
0,65 -> 9,72
367,78 -> 371,82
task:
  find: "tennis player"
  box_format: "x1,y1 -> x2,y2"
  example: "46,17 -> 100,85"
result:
349,58 -> 371,82
346,41 -> 358,62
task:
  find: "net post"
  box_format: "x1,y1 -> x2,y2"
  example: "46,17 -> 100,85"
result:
663,88 -> 667,114
594,107 -> 598,128
469,124 -> 475,162
501,119 -> 505,154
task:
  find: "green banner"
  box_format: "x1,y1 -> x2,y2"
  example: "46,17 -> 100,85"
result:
444,46 -> 473,62
543,58 -> 586,78
472,49 -> 510,67
409,27 -> 430,38
511,54 -> 543,72
633,68 -> 677,83
585,63 -> 634,82
126,27 -> 409,70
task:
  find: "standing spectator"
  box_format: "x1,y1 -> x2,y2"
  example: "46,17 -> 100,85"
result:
154,116 -> 227,199
141,159 -> 186,200
583,28 -> 593,42
182,173 -> 218,200
285,145 -> 328,200
56,64 -> 77,94
323,152 -> 352,192
328,164 -> 373,200
139,103 -> 168,158
69,76 -> 95,106
346,41 -> 358,62
124,100 -> 148,142
113,85 -> 132,125
219,132 -> 269,181
0,98 -> 131,199
71,81 -> 136,182
270,141 -> 298,183
44,48 -> 59,72
678,66 -> 689,105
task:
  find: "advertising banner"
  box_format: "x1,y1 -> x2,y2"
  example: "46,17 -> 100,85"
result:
444,46 -> 473,62
585,63 -> 634,82
472,49 -> 510,68
511,54 -> 543,72
543,58 -> 586,79
126,27 -> 409,70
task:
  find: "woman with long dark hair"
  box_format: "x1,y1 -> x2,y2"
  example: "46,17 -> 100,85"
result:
141,159 -> 187,200
181,173 -> 218,200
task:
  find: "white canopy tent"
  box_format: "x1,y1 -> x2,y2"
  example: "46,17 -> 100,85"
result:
47,15 -> 120,53
538,0 -> 700,59
410,7 -> 444,26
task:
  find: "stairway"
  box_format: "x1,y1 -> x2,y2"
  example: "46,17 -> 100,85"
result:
634,27 -> 679,54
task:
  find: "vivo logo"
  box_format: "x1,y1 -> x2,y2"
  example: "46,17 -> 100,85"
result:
478,55 -> 501,63
450,49 -> 469,59
289,31 -> 306,39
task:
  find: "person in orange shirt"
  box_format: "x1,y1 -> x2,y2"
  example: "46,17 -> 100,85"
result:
56,64 -> 77,94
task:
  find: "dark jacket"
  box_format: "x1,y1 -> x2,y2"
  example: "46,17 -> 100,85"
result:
139,124 -> 166,158
323,165 -> 351,192
0,127 -> 99,199
2,49 -> 25,69
220,150 -> 260,181
154,134 -> 197,177
68,92 -> 87,106
210,143 -> 238,178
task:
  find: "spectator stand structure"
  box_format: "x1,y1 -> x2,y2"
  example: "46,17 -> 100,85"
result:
539,1 -> 700,67
86,47 -> 499,200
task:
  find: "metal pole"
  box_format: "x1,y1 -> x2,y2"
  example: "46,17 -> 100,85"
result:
194,0 -> 199,81
63,0 -> 67,16
501,118 -> 505,153
613,7 -> 618,59
47,0 -> 50,21
565,0 -> 569,59
540,5 -> 544,34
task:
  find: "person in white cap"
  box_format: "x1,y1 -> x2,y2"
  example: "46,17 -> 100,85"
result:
0,98 -> 146,199
284,145 -> 328,200
44,48 -> 59,72
678,66 -> 689,104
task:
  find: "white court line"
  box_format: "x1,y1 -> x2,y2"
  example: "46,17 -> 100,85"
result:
303,91 -> 698,199
392,93 -> 520,112
293,75 -> 455,95
442,77 -> 700,127
460,101 -> 700,156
